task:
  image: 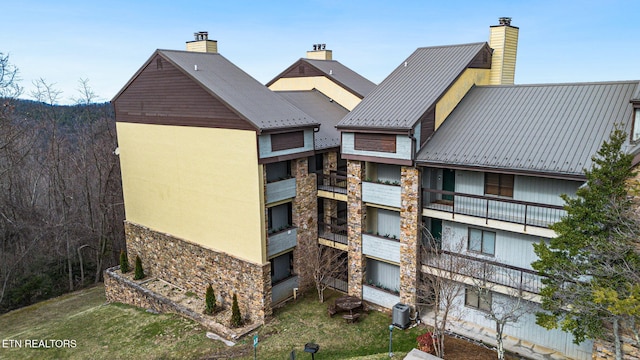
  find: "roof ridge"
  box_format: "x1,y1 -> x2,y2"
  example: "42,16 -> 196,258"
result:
475,80 -> 640,88
415,42 -> 486,50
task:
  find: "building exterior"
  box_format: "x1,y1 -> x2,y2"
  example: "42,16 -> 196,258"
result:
109,21 -> 640,359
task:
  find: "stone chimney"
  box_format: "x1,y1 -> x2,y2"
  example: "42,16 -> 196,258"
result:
186,31 -> 218,53
306,43 -> 332,60
489,17 -> 519,85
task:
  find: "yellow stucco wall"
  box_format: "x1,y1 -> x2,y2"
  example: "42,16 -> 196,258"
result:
117,122 -> 266,264
435,68 -> 490,129
268,76 -> 361,110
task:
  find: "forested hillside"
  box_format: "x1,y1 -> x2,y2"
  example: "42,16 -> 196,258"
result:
0,53 -> 125,313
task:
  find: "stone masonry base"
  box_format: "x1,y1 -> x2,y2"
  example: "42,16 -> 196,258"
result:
120,221 -> 271,324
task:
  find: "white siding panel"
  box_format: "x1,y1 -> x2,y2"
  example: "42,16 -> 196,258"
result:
363,234 -> 401,264
514,175 -> 580,205
442,221 -> 548,270
259,129 -> 314,159
449,292 -> 592,359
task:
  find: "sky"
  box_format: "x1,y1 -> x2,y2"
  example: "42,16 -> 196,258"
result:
1,0 -> 639,104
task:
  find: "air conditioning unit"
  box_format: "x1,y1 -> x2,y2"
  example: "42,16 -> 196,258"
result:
392,303 -> 410,329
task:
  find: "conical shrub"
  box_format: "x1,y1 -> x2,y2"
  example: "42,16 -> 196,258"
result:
134,255 -> 145,280
231,293 -> 243,327
119,250 -> 130,273
205,284 -> 216,315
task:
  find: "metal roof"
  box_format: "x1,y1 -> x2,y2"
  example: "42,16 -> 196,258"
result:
632,82 -> 640,102
276,90 -> 348,150
337,42 -> 488,130
158,50 -> 317,131
416,81 -> 640,178
303,59 -> 376,98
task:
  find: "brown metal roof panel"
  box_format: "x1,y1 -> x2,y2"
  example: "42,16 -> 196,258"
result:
158,50 -> 318,131
416,81 -> 638,176
276,90 -> 348,150
338,42 -> 488,130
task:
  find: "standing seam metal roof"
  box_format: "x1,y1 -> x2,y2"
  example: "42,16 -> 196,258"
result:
337,42 -> 488,130
276,90 -> 348,150
416,81 -> 639,177
302,59 -> 376,98
158,50 -> 317,131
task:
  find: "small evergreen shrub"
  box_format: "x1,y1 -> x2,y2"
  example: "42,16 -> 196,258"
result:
119,250 -> 130,273
204,284 -> 216,315
231,293 -> 243,327
133,255 -> 145,280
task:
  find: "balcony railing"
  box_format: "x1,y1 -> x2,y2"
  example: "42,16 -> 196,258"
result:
421,250 -> 543,294
322,276 -> 348,293
422,189 -> 565,229
316,171 -> 347,194
318,219 -> 348,246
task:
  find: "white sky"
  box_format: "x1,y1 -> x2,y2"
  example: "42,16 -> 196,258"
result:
1,0 -> 638,104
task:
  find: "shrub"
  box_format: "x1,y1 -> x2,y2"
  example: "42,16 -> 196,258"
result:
119,250 -> 130,273
417,332 -> 435,353
133,255 -> 145,280
231,293 -> 243,327
204,284 -> 216,315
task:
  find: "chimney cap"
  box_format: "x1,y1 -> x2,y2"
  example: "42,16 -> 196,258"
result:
312,43 -> 327,51
194,31 -> 208,41
498,17 -> 512,26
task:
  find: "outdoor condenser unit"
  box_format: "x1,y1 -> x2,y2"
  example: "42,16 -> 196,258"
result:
392,303 -> 410,329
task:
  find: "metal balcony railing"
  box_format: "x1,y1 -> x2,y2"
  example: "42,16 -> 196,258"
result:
316,171 -> 347,194
422,250 -> 544,294
318,218 -> 348,246
422,189 -> 565,230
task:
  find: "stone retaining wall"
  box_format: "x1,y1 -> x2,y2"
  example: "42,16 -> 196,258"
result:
104,267 -> 260,340
593,338 -> 640,360
123,222 -> 271,323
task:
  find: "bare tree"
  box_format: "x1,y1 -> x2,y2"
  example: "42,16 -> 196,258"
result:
417,225 -> 473,358
469,266 -> 535,360
308,244 -> 347,303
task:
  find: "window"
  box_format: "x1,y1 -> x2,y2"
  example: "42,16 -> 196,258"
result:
633,108 -> 640,142
468,228 -> 495,256
484,173 -> 514,197
266,161 -> 291,183
465,287 -> 492,311
268,202 -> 292,233
270,251 -> 294,284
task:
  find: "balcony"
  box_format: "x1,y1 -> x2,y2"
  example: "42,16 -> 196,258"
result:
421,249 -> 543,294
272,275 -> 298,304
267,227 -> 297,258
422,189 -> 565,230
363,181 -> 401,208
316,171 -> 347,195
363,284 -> 400,308
318,218 -> 348,246
362,233 -> 400,264
266,177 -> 296,204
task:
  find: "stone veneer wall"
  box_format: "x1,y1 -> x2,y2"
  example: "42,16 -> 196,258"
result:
292,158 -> 318,293
323,151 -> 338,226
347,160 -> 366,297
104,267 -> 260,340
593,338 -> 640,359
399,166 -> 420,307
124,222 -> 271,323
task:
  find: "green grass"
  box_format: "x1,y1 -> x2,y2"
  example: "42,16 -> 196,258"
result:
0,286 -> 427,359
0,285 -> 220,359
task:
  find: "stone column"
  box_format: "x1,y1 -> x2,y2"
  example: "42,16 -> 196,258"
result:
292,158 -> 318,293
347,160 -> 366,297
400,166 -> 420,307
323,151 -> 338,226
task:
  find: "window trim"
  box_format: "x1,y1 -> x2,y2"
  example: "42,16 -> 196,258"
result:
484,172 -> 514,198
464,287 -> 492,312
633,107 -> 640,142
467,228 -> 496,256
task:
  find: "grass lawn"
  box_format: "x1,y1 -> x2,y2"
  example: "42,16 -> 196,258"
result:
0,285 -> 426,359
